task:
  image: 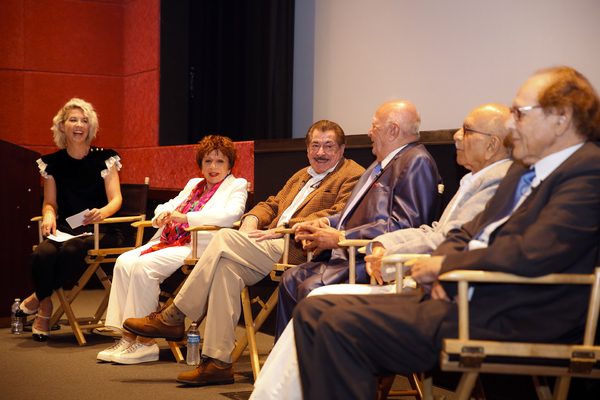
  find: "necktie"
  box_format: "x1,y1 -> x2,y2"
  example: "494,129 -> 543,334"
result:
473,168 -> 535,241
336,163 -> 381,229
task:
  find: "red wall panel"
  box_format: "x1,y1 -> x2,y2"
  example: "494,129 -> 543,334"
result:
124,0 -> 160,76
0,0 -> 24,70
118,141 -> 255,189
0,70 -> 25,144
23,72 -> 124,148
124,70 -> 160,147
24,0 -> 124,75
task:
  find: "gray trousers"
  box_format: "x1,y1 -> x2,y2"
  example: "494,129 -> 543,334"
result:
174,228 -> 284,363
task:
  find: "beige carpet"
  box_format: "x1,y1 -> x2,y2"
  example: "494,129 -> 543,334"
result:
1,289 -> 465,400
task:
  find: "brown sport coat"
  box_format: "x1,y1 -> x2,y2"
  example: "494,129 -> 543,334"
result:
243,157 -> 365,264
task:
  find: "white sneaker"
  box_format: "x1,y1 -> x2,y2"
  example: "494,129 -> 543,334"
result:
111,341 -> 159,364
97,338 -> 132,362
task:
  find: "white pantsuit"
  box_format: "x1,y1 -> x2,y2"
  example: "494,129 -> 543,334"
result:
105,175 -> 248,332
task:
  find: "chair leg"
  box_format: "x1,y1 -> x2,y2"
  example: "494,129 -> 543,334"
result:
532,376 -> 553,400
552,377 -> 571,400
166,276 -> 188,362
377,376 -> 395,400
49,263 -> 100,327
455,372 -> 479,400
423,375 -> 434,400
169,340 -> 185,363
383,372 -> 424,399
55,288 -> 86,346
231,287 -> 279,364
472,376 -> 487,400
241,287 -> 261,380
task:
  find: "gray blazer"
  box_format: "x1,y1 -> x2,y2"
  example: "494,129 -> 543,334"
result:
374,159 -> 512,256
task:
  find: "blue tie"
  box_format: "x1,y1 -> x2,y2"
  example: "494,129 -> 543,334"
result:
473,168 -> 535,241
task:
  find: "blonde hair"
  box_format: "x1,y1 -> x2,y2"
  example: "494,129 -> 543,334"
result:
51,98 -> 99,149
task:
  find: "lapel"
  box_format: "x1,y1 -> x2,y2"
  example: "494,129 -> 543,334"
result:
294,158 -> 347,212
342,160 -> 379,211
199,175 -> 230,213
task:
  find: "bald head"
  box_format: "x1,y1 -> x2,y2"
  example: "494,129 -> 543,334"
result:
368,100 -> 421,161
454,103 -> 512,173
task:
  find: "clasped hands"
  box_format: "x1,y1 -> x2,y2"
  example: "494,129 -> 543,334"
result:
155,210 -> 188,228
365,244 -> 451,302
292,218 -> 343,256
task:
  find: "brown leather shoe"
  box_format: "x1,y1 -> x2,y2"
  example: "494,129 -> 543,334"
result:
123,307 -> 185,342
176,357 -> 234,386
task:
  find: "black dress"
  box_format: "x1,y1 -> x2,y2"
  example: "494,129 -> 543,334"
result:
30,147 -> 124,300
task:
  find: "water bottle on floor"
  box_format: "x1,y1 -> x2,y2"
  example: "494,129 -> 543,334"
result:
187,322 -> 201,366
11,298 -> 23,334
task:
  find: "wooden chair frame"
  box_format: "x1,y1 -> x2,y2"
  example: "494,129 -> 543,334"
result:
438,267 -> 600,400
338,244 -> 433,400
164,224 -> 279,381
31,182 -> 149,346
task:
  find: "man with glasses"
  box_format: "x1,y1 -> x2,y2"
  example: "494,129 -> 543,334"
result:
275,100 -> 442,339
250,103 -> 513,400
362,103 -> 513,285
293,67 -> 600,400
122,119 -> 365,385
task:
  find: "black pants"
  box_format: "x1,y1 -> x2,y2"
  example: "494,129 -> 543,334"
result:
30,232 -> 122,301
293,291 -> 457,400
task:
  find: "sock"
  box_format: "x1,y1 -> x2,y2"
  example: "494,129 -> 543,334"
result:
162,304 -> 185,324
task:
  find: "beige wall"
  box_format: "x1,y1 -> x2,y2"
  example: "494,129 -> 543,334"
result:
293,0 -> 600,136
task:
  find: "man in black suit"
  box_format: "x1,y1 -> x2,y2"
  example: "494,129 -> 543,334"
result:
275,100 -> 442,339
293,66 -> 600,400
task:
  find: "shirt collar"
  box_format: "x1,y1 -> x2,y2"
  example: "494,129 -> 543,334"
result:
461,158 -> 512,187
307,159 -> 340,179
531,142 -> 585,187
380,144 -> 407,169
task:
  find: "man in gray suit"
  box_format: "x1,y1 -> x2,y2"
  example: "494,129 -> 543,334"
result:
366,103 -> 513,285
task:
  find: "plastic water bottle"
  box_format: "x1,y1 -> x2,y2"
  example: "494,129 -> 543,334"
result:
186,322 -> 201,366
11,298 -> 23,334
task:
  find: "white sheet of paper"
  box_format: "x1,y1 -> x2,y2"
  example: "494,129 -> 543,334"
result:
47,229 -> 92,243
66,209 -> 90,229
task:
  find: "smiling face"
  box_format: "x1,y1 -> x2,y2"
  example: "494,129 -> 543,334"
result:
505,74 -> 563,165
307,129 -> 345,174
60,108 -> 90,147
201,149 -> 231,189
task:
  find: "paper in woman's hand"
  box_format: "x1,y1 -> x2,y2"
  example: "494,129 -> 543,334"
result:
47,229 -> 92,242
66,209 -> 90,229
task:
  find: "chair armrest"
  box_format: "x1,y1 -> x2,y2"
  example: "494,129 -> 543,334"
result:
338,239 -> 372,248
131,220 -> 153,228
184,225 -> 224,232
31,216 -> 42,222
438,270 -> 595,285
381,254 -> 430,293
438,268 -> 600,342
275,228 -> 295,235
95,215 -> 145,225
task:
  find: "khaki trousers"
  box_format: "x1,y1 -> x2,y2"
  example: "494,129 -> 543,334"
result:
175,228 -> 284,363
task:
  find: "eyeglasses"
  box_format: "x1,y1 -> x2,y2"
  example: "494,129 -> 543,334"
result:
510,105 -> 542,122
462,125 -> 495,138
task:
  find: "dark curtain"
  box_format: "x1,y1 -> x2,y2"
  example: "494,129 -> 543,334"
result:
187,0 -> 295,143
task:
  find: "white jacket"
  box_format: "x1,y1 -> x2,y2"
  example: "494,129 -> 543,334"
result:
149,175 -> 248,251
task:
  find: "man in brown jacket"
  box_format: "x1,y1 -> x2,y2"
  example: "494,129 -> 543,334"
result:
123,120 -> 364,383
